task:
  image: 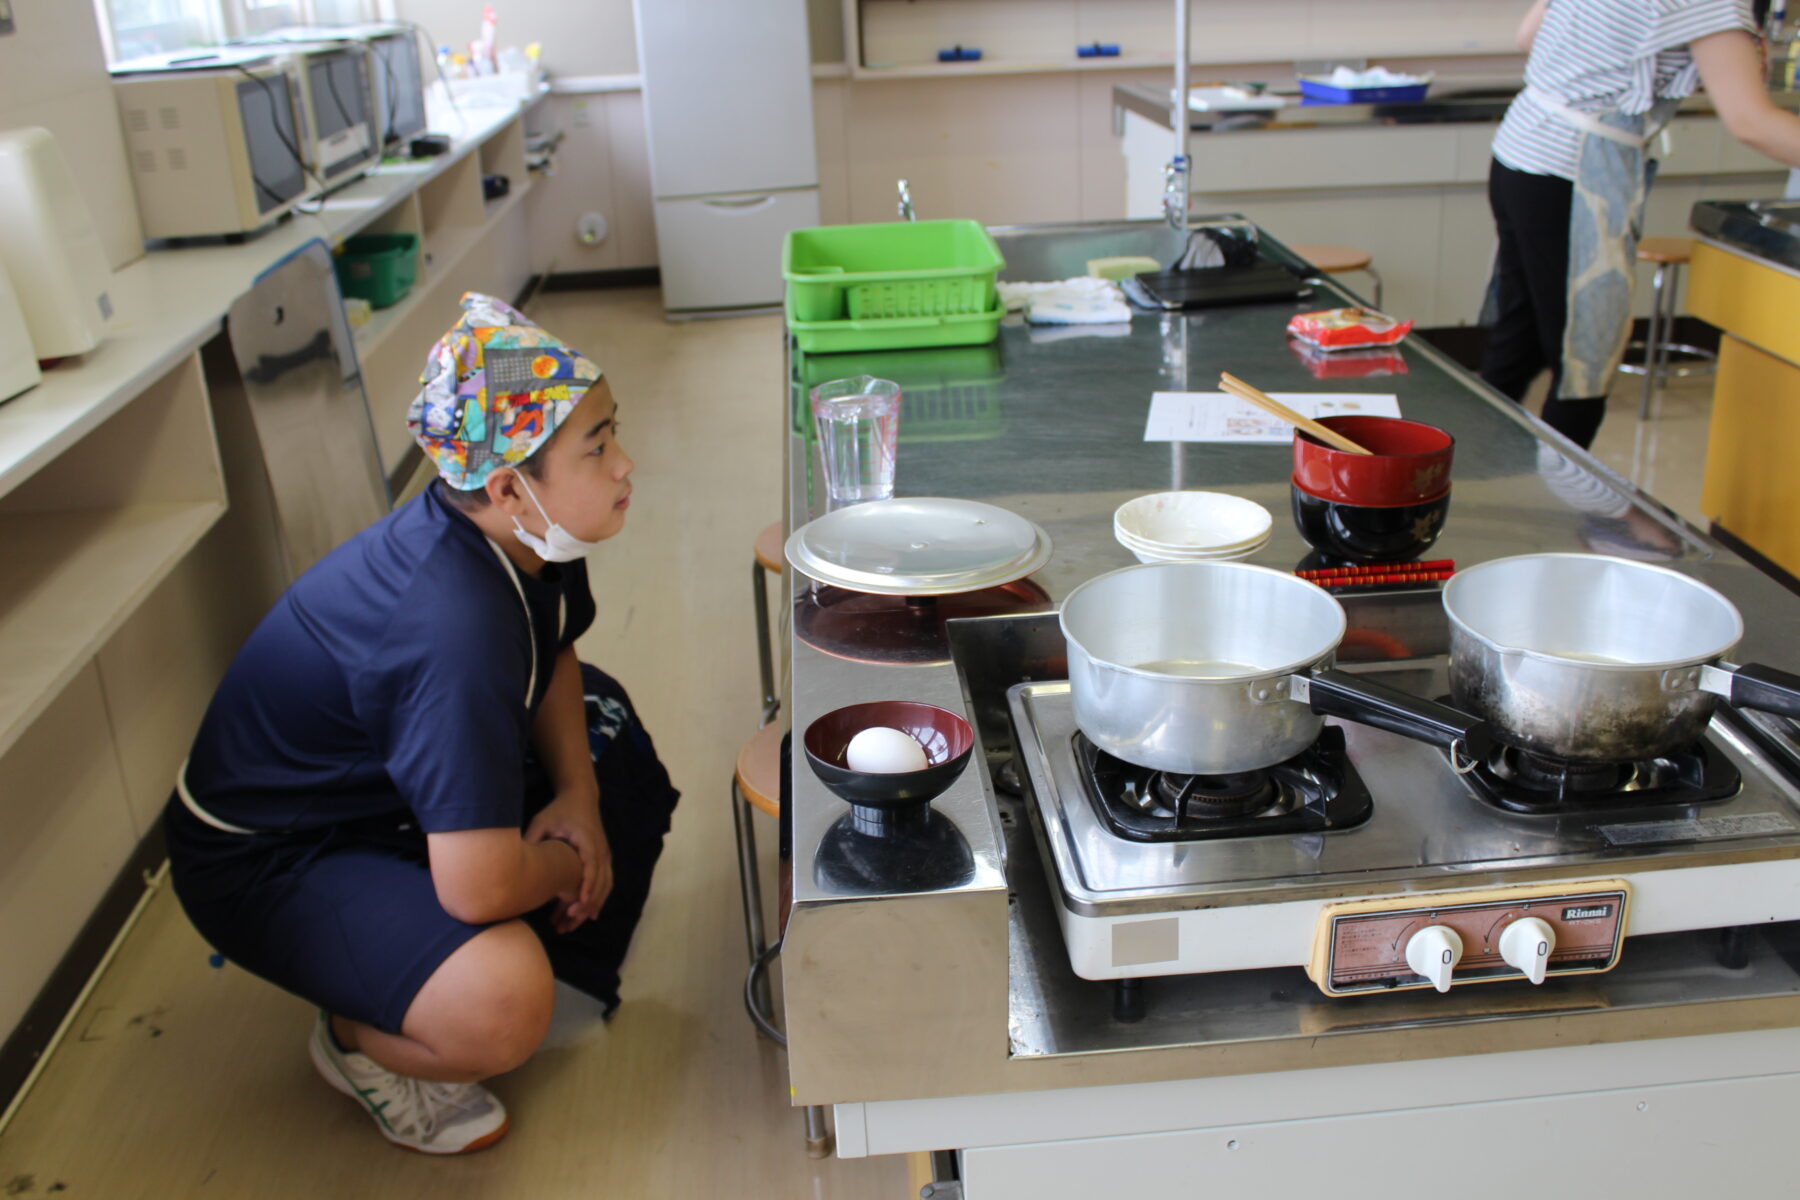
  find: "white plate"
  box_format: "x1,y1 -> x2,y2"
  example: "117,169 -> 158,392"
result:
1114,491 -> 1273,552
786,497 -> 1053,596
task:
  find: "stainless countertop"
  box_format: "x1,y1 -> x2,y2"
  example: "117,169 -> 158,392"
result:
778,219 -> 1800,1106
1693,198 -> 1800,275
1113,80 -> 1797,134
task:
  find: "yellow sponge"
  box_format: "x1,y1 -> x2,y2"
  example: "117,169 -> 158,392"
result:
1086,255 -> 1161,280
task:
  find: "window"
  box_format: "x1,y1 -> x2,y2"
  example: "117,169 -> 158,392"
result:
94,0 -> 385,63
96,0 -> 222,61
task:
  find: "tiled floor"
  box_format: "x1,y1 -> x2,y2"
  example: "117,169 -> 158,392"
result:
0,287 -> 1722,1198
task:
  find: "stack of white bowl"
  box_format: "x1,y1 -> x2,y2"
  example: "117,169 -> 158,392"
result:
1113,491 -> 1273,563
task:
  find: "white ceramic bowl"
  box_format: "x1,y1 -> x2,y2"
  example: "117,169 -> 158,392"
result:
1113,491 -> 1273,553
1114,519 -> 1266,555
1125,537 -> 1268,564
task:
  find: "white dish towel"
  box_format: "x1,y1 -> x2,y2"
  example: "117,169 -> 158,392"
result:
996,277 -> 1132,325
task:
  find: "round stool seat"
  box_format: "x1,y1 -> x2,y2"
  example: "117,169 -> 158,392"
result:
1636,236 -> 1692,265
755,521 -> 785,575
1288,243 -> 1374,274
735,720 -> 784,818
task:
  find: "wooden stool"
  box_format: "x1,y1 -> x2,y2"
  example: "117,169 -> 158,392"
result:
1620,236 -> 1716,420
730,726 -> 831,1158
753,521 -> 783,724
1288,242 -> 1383,309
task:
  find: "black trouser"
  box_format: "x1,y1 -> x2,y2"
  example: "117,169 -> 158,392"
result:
1479,158 -> 1610,449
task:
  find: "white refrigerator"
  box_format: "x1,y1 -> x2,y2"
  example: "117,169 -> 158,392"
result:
633,0 -> 821,315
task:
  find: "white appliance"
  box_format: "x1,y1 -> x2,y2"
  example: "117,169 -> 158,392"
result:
260,25 -> 428,150
633,0 -> 821,314
112,49 -> 313,240
0,260 -> 42,402
0,128 -> 114,362
279,41 -> 380,189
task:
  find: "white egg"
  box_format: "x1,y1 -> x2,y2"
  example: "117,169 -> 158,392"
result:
845,726 -> 930,774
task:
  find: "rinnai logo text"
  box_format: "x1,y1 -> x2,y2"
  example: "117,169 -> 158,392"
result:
1562,905 -> 1613,921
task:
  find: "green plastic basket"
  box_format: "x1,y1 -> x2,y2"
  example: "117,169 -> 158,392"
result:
785,295 -> 1005,354
784,219 -> 1005,325
335,232 -> 420,309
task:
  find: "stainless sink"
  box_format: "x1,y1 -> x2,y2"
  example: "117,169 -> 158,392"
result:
986,218 -> 1306,282
1748,200 -> 1800,231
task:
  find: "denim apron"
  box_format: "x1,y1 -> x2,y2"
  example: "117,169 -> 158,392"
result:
1526,87 -> 1682,400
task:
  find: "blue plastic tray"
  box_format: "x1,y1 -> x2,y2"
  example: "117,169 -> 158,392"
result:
1297,78 -> 1430,105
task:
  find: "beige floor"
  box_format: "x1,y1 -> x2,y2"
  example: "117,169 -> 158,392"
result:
0,290 -> 1718,1199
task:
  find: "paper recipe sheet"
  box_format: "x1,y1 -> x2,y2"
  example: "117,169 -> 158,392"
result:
1145,392 -> 1402,443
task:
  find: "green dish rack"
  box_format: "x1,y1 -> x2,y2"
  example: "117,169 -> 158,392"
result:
334,232 -> 420,310
783,219 -> 1006,352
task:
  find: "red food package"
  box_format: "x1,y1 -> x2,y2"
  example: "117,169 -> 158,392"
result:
1285,307 -> 1413,351
1288,338 -> 1409,379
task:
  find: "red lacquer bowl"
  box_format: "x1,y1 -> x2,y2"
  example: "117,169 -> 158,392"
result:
1292,415 -> 1454,507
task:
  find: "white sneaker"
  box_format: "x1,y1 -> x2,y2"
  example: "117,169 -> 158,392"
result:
308,1011 -> 510,1154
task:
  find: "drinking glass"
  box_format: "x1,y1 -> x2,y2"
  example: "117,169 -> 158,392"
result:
810,376 -> 902,506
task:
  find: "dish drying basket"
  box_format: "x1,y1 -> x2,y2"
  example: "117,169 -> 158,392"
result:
783,219 -> 1005,322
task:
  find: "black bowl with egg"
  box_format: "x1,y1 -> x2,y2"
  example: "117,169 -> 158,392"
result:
803,701 -> 975,832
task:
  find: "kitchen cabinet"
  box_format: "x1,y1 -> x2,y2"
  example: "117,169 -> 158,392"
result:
1686,234 -> 1800,578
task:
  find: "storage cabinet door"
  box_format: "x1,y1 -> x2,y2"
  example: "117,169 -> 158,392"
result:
653,188 -> 822,312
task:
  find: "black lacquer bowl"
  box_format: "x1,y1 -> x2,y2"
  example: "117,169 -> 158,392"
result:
803,701 -> 975,833
1290,480 -> 1451,564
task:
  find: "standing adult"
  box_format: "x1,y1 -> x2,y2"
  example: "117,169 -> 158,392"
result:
1482,0 -> 1800,448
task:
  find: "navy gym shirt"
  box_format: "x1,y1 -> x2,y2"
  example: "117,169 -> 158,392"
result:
183,482 -> 596,834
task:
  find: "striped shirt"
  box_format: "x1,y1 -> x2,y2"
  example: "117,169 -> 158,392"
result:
1492,0 -> 1755,180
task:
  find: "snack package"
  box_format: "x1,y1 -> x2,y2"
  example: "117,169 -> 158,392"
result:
1288,338 -> 1409,379
1286,307 -> 1413,351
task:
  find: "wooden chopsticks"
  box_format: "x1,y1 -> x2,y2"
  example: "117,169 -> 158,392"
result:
1218,371 -> 1373,455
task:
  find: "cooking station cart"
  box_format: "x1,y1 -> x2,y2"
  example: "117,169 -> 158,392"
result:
776,220 -> 1800,1198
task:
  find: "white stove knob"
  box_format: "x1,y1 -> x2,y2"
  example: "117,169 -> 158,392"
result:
1499,916 -> 1556,984
1404,924 -> 1464,993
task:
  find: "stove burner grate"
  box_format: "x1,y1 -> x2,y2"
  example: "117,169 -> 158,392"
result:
1465,740 -> 1741,815
1080,725 -> 1373,843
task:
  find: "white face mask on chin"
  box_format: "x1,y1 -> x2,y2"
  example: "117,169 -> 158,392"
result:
511,473 -> 604,562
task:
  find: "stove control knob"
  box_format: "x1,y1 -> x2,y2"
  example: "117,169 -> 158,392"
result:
1499,916 -> 1556,984
1404,925 -> 1464,993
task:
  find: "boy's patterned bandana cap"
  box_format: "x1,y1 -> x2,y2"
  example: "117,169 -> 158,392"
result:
406,292 -> 603,490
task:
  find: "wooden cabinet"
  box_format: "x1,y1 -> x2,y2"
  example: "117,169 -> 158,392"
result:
1689,239 -> 1800,578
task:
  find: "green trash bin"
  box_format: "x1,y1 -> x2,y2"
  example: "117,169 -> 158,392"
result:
335,232 -> 420,310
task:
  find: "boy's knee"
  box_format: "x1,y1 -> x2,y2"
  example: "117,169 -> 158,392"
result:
458,978 -> 553,1075
413,923 -> 556,1077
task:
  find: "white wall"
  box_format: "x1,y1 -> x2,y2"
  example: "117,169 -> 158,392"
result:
0,2 -> 144,270
396,0 -> 1539,276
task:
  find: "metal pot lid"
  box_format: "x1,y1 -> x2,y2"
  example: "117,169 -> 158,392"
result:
785,498 -> 1053,596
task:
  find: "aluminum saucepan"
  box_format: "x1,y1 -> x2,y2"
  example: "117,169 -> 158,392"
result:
1060,561 -> 1491,775
1443,553 -> 1800,762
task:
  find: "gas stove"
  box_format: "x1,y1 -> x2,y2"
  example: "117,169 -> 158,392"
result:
1007,660 -> 1800,996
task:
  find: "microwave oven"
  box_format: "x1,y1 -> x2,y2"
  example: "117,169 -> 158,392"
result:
280,42 -> 379,190
112,49 -> 314,240
263,24 -> 428,149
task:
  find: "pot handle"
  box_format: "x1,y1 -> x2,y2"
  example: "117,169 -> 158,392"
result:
1299,669 -> 1493,767
1705,662 -> 1800,720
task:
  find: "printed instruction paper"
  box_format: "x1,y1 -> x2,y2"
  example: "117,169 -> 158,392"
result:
1145,392 -> 1402,443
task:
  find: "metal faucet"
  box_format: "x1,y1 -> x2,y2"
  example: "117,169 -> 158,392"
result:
1167,0 -> 1192,231
1163,157 -> 1189,230
897,179 -> 916,222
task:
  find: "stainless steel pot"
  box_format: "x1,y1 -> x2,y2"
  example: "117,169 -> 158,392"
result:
1443,553 -> 1800,762
1060,561 -> 1490,774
